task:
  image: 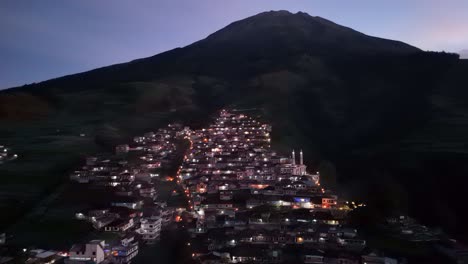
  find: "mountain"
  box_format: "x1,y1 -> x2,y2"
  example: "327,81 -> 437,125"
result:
1,11 -> 467,241
460,49 -> 468,59
1,11 -> 419,93
202,10 -> 419,55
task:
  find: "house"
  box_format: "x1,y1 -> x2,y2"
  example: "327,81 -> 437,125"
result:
87,209 -> 110,218
136,217 -> 162,243
26,250 -> 64,264
339,227 -> 358,238
133,137 -> 145,144
322,197 -> 338,209
134,172 -> 152,182
111,197 -> 144,210
111,206 -> 142,219
76,209 -> 118,229
201,196 -> 234,210
66,240 -> 106,264
293,181 -> 307,190
303,254 -> 324,264
93,216 -> 117,229
337,238 -> 366,248
227,245 -> 281,263
159,207 -> 174,226
139,185 -> 157,198
109,237 -> 139,264
70,171 -> 94,183
104,218 -> 134,232
361,253 -> 398,264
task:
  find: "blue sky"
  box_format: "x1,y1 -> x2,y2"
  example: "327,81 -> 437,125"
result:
1,0 -> 467,89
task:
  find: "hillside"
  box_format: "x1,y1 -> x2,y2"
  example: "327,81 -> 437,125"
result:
1,10 -> 467,239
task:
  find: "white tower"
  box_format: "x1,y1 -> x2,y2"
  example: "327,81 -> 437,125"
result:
292,150 -> 296,165
300,150 -> 303,165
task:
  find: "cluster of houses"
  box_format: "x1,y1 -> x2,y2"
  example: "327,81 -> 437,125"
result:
69,125 -> 182,186
0,123 -> 190,264
7,110 -> 464,263
175,110 -> 399,264
65,236 -> 139,264
0,236 -> 139,264
0,145 -> 17,164
63,124 -> 187,263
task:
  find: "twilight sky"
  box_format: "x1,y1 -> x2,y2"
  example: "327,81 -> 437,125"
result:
1,0 -> 468,89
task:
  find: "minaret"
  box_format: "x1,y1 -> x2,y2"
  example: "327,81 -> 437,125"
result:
300,150 -> 303,165
292,150 -> 296,165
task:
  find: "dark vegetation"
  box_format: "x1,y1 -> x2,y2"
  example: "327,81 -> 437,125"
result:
1,11 -> 468,242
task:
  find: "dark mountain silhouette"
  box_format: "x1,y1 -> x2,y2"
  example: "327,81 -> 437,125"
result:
1,10 -> 420,93
1,11 -> 468,241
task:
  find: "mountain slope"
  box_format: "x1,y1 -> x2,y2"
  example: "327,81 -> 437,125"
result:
1,11 -> 467,240
201,10 -> 419,55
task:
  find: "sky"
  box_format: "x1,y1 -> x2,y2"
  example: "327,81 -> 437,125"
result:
1,0 -> 468,89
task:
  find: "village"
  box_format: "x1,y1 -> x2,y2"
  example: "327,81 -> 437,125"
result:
174,110 -> 386,264
1,109 -> 466,264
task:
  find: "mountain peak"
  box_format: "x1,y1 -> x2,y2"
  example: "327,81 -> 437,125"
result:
257,10 -> 295,15
254,10 -> 316,18
200,10 -> 420,56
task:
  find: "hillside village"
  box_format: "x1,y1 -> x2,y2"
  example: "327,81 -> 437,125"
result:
1,110 -> 467,264
177,110 -> 370,263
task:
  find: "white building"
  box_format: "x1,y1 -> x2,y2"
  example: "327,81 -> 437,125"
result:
291,150 -> 307,176
67,240 -> 106,264
136,217 -> 162,243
